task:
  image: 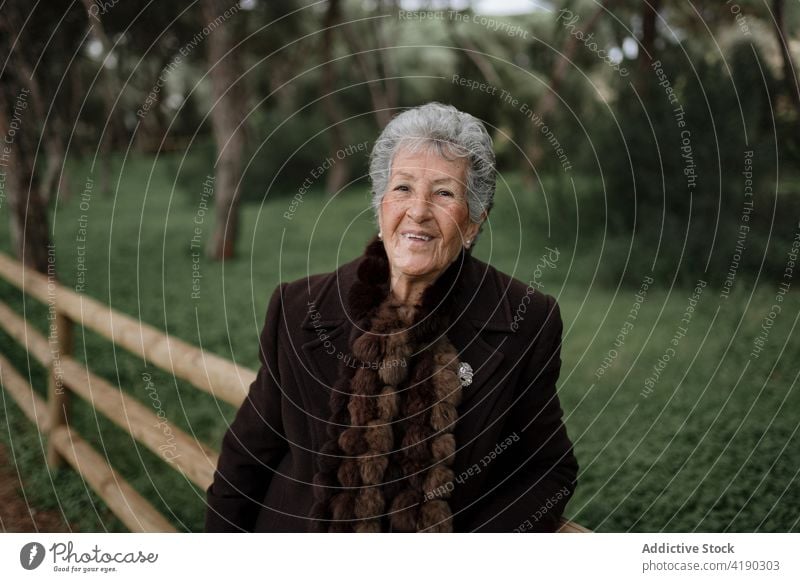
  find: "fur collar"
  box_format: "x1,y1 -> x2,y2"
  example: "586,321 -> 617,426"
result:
309,234 -> 466,532
347,234 -> 466,325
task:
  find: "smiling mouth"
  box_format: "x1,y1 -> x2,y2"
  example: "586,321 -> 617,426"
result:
401,233 -> 434,242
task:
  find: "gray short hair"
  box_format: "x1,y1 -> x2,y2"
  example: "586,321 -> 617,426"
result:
369,102 -> 496,244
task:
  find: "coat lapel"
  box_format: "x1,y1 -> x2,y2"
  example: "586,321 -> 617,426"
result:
299,322 -> 348,389
297,259 -> 358,413
447,260 -> 512,412
448,318 -> 506,412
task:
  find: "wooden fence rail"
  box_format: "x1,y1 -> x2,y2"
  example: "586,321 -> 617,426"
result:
0,251 -> 588,533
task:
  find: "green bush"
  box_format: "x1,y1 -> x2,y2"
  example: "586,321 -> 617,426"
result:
588,41 -> 798,286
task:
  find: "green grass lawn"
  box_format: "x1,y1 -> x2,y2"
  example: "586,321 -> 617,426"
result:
1,154 -> 798,532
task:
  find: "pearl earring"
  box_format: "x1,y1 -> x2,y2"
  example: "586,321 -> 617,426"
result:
378,232 -> 382,240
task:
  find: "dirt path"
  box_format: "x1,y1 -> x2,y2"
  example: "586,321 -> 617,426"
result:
0,443 -> 72,532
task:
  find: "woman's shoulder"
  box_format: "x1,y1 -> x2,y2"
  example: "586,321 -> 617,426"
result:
269,255 -> 362,324
284,255 -> 361,293
468,254 -> 559,327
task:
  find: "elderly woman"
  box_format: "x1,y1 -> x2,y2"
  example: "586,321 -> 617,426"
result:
205,102 -> 578,532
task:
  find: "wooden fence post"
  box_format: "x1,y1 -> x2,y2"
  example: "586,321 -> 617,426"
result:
47,311 -> 73,469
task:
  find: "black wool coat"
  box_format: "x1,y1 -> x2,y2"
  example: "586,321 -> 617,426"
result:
205,242 -> 579,532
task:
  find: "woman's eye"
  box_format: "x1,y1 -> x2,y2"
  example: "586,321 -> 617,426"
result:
393,185 -> 409,192
437,190 -> 454,197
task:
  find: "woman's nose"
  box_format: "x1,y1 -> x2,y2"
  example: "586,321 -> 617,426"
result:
406,191 -> 433,221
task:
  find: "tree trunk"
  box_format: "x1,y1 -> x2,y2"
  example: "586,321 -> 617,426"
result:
340,5 -> 396,128
82,0 -> 121,197
38,117 -> 66,206
773,0 -> 800,118
524,0 -> 611,186
135,56 -> 172,154
446,16 -> 503,87
322,0 -> 350,195
202,0 -> 247,260
0,2 -> 87,273
10,43 -> 66,209
635,0 -> 661,96
0,87 -> 52,274
374,1 -> 400,117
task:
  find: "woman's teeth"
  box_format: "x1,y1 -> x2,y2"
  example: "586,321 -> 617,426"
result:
403,233 -> 432,241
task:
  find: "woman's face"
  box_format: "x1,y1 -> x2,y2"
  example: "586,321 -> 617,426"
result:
379,146 -> 483,285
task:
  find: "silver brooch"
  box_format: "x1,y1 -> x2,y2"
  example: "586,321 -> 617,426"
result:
458,362 -> 474,387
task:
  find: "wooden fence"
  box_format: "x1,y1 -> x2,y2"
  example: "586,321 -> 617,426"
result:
0,251 -> 589,533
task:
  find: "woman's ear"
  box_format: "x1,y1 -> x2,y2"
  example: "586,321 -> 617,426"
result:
466,211 -> 487,245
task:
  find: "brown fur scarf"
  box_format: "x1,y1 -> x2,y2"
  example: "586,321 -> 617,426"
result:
309,235 -> 466,532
